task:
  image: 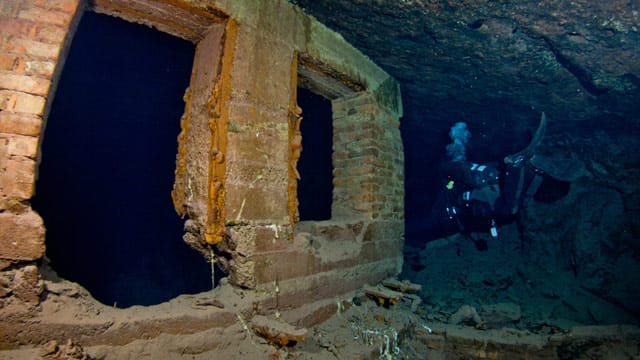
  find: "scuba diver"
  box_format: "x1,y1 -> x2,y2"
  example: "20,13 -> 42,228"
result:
436,112 -> 562,250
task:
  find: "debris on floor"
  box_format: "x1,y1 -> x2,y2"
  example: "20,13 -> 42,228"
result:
251,315 -> 308,347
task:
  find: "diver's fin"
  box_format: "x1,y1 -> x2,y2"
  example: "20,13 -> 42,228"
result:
504,112 -> 547,166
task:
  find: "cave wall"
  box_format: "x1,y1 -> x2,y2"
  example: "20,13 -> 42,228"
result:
0,0 -> 404,314
521,132 -> 640,319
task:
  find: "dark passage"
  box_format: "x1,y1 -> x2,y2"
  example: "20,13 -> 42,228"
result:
32,12 -> 210,308
296,87 -> 333,221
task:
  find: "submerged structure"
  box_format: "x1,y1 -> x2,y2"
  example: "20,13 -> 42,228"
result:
1,0 -> 405,349
1,0 -> 639,358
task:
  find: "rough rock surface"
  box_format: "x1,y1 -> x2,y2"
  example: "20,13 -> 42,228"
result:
292,0 -> 640,222
292,0 -> 639,133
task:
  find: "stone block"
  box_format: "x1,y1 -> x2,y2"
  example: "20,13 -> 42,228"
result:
228,253 -> 256,288
0,210 -> 45,261
231,27 -> 293,108
0,259 -> 12,271
309,221 -> 363,242
226,129 -> 289,172
0,112 -> 42,136
12,264 -> 43,304
254,251 -> 322,284
363,221 -> 404,244
253,225 -> 290,252
0,271 -> 11,297
225,182 -> 288,222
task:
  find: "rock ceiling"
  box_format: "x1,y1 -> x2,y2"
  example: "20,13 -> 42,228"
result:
292,0 -> 640,152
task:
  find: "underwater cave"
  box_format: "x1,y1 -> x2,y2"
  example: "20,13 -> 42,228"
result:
32,12 -> 210,308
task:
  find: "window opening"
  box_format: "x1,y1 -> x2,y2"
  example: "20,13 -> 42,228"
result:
32,11 -> 210,308
296,87 -> 333,221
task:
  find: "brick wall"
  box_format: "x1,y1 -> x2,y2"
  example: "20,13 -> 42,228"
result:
0,0 -> 80,303
0,0 -> 404,314
332,92 -> 404,221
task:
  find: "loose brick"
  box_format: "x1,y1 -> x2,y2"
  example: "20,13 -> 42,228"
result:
0,112 -> 42,136
0,90 -> 46,115
0,72 -> 50,95
0,210 -> 45,261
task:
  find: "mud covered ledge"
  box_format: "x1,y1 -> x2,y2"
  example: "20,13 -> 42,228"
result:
2,277 -> 639,358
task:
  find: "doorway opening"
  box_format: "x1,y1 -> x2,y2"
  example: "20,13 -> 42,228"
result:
32,11 -> 210,308
296,87 -> 333,221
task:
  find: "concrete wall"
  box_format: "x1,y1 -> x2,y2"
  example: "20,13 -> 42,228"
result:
0,0 -> 404,313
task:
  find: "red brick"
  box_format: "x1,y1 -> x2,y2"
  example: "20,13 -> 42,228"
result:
47,0 -> 80,14
1,134 -> 39,158
0,54 -> 19,71
25,59 -> 55,78
0,90 -> 46,115
3,37 -> 60,59
0,210 -> 45,261
0,18 -> 36,38
35,24 -> 66,43
18,7 -> 71,26
0,1 -> 23,18
0,112 -> 42,136
0,171 -> 35,203
0,19 -> 66,44
0,72 -> 50,95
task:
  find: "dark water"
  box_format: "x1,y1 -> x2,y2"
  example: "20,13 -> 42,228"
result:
296,87 -> 333,221
32,12 -> 210,308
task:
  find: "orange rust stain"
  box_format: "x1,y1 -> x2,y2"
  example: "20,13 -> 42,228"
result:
171,57 -> 198,217
204,18 -> 237,245
287,51 -> 302,239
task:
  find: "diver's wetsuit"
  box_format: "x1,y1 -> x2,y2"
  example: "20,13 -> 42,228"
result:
439,159 -> 543,239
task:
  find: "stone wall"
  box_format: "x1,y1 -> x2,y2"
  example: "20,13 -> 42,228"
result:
0,0 -> 404,317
